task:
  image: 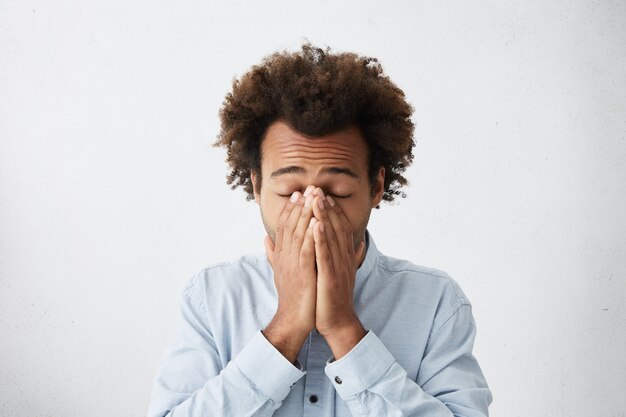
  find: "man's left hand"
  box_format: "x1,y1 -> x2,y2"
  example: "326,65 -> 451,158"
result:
309,188 -> 367,359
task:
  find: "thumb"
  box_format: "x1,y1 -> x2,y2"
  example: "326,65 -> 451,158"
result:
264,235 -> 275,267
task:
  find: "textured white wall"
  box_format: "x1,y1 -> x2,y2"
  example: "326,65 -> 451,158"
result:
1,1 -> 625,416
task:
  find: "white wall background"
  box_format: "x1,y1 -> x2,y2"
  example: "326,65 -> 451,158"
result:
1,1 -> 625,416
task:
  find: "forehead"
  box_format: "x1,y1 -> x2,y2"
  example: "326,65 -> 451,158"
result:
260,120 -> 368,176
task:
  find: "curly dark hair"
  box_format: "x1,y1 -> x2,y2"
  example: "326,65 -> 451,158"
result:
213,42 -> 415,208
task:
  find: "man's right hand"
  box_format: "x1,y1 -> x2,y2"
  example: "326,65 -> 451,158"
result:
262,186 -> 320,363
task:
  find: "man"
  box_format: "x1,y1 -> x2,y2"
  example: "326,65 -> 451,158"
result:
147,43 -> 492,417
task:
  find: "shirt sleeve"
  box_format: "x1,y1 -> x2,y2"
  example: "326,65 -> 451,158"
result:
146,276 -> 307,417
323,304 -> 492,416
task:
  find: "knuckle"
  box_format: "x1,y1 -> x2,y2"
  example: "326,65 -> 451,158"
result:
279,215 -> 290,225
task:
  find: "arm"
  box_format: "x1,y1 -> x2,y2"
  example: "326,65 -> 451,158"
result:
146,277 -> 307,417
307,189 -> 491,415
148,188 -> 321,417
323,304 -> 492,417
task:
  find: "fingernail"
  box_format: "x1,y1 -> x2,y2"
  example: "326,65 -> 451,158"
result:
316,188 -> 325,199
326,196 -> 335,207
290,191 -> 301,203
303,185 -> 315,197
305,194 -> 312,208
317,197 -> 324,209
309,217 -> 317,228
319,221 -> 324,232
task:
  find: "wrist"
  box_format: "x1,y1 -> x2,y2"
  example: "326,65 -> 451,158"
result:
269,309 -> 312,340
263,316 -> 310,364
324,321 -> 366,343
323,321 -> 367,360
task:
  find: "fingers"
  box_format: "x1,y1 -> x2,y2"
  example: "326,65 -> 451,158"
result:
313,218 -> 333,276
275,185 -> 357,271
299,217 -> 317,270
290,188 -> 316,256
310,191 -> 341,266
325,195 -> 355,256
275,191 -> 301,254
281,192 -> 305,256
310,190 -> 364,269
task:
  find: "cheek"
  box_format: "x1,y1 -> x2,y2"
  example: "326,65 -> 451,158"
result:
333,203 -> 361,229
260,197 -> 288,228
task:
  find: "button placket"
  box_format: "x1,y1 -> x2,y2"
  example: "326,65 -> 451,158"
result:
303,329 -> 335,413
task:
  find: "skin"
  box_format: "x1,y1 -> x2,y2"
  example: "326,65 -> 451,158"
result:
251,120 -> 385,362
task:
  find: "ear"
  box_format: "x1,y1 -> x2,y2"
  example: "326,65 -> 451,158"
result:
371,166 -> 385,208
251,171 -> 260,204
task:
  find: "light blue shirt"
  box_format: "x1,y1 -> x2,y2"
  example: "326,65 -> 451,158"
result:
147,230 -> 492,416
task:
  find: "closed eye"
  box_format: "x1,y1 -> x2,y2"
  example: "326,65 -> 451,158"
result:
276,193 -> 351,199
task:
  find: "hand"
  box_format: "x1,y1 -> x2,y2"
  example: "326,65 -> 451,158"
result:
309,188 -> 366,340
262,187 -> 318,361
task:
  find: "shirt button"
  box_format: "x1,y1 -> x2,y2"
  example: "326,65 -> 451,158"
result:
334,376 -> 342,384
309,394 -> 318,403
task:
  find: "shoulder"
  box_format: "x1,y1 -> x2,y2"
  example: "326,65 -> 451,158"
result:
375,253 -> 471,319
182,251 -> 271,299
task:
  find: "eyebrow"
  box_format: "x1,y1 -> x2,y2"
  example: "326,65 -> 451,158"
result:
270,165 -> 359,179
